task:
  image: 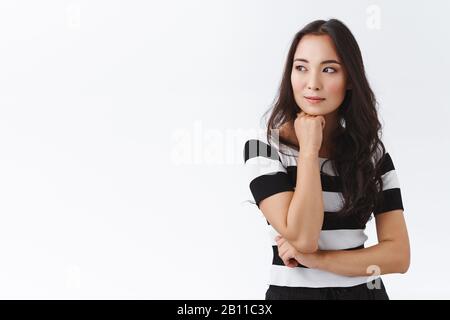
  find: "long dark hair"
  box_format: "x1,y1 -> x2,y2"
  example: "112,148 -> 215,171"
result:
265,18 -> 386,225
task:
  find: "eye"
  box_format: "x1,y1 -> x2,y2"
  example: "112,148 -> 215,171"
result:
324,67 -> 336,73
295,65 -> 306,71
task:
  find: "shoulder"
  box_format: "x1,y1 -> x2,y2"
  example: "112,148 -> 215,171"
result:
372,144 -> 397,173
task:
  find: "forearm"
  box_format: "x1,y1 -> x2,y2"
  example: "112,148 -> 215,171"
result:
286,153 -> 324,251
317,241 -> 410,277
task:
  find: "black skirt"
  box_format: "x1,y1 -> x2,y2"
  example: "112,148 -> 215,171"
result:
265,278 -> 389,300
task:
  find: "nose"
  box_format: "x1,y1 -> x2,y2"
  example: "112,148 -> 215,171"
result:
307,72 -> 321,90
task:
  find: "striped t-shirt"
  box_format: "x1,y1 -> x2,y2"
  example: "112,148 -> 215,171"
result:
243,132 -> 404,288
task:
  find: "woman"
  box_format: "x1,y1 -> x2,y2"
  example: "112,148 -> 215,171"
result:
243,19 -> 410,300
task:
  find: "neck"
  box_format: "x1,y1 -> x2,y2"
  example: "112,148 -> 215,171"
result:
319,112 -> 339,158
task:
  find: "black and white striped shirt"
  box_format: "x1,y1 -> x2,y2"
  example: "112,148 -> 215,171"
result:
243,132 -> 404,287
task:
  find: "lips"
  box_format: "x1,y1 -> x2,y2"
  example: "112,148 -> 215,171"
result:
304,96 -> 325,104
304,96 -> 325,100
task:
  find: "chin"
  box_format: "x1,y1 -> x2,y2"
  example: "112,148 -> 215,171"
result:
303,105 -> 337,116
301,108 -> 323,115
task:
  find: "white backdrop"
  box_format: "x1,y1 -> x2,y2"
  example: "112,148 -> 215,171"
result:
0,0 -> 449,299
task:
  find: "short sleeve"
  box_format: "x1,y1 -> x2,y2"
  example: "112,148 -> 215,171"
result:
373,152 -> 404,215
243,137 -> 294,208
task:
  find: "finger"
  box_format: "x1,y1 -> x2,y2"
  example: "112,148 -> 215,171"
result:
281,252 -> 291,265
275,236 -> 281,245
277,239 -> 286,248
283,251 -> 298,267
287,259 -> 299,268
276,238 -> 281,246
279,243 -> 290,258
300,112 -> 312,119
278,245 -> 287,257
280,244 -> 293,260
293,252 -> 302,264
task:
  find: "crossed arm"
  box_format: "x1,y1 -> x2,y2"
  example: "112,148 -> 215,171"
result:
276,209 -> 410,277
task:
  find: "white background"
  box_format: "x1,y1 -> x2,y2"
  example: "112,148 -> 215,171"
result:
0,0 -> 449,299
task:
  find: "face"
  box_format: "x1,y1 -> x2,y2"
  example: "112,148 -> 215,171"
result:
291,34 -> 350,117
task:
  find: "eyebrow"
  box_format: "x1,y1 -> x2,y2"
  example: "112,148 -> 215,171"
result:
293,58 -> 341,65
